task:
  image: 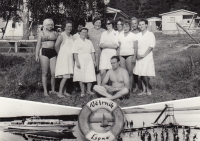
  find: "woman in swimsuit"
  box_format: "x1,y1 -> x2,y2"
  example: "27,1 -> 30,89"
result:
35,19 -> 58,96
118,20 -> 137,93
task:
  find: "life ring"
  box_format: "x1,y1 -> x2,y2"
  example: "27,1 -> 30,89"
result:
78,98 -> 125,141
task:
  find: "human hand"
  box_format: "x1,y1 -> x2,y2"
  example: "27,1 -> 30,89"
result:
104,85 -> 112,90
107,87 -> 116,93
137,54 -> 144,60
131,58 -> 136,64
93,60 -> 96,67
76,62 -> 81,69
35,55 -> 39,62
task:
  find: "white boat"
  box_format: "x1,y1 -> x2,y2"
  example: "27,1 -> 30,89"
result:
7,116 -> 75,131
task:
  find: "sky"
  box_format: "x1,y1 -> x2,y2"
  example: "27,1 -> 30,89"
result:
122,96 -> 200,110
0,97 -> 81,117
1,96 -> 200,117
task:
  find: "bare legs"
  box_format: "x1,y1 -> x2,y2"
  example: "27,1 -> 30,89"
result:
79,82 -> 93,96
120,56 -> 138,93
100,69 -> 106,84
138,76 -> 151,95
93,85 -> 129,100
57,78 -> 70,97
40,55 -> 56,96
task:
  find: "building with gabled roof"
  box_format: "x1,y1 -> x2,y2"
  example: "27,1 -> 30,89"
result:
159,9 -> 198,34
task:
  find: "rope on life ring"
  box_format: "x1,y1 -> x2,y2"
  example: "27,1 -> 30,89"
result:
78,98 -> 125,141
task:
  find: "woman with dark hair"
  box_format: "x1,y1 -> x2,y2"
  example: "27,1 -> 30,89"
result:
88,17 -> 105,85
99,17 -> 119,82
35,19 -> 58,96
54,20 -> 74,97
72,28 -> 96,97
118,20 -> 137,93
115,17 -> 124,34
73,19 -> 86,40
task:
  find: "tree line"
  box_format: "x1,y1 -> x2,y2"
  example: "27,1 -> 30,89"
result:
0,0 -> 200,39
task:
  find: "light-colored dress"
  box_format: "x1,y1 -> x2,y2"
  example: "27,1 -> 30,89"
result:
72,38 -> 96,82
99,29 -> 119,70
55,32 -> 74,78
88,28 -> 105,71
133,30 -> 156,76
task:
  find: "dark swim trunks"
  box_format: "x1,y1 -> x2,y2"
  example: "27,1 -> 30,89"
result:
41,48 -> 57,59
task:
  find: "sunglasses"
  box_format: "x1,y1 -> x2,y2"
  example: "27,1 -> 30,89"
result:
106,23 -> 112,25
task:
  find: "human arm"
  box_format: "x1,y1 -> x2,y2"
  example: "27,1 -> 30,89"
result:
35,32 -> 42,62
137,33 -> 155,60
55,34 -> 63,53
132,41 -> 138,63
117,42 -> 121,56
101,70 -> 111,89
137,47 -> 153,60
74,53 -> 81,69
91,52 -> 96,67
100,43 -> 118,49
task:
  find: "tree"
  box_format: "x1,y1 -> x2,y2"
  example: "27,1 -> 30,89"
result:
0,0 -> 23,38
0,0 -> 106,39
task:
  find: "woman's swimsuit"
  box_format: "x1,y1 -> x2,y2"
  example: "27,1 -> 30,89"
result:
121,55 -> 134,60
41,31 -> 58,59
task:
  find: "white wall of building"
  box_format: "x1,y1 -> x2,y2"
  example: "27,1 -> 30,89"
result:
162,16 -> 182,31
4,20 -> 23,39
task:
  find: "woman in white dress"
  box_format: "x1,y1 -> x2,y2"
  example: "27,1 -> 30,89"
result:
99,17 -> 119,82
72,28 -> 96,97
134,19 -> 156,96
55,20 -> 74,97
118,20 -> 137,93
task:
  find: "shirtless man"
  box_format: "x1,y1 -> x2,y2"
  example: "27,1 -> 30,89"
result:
93,56 -> 129,100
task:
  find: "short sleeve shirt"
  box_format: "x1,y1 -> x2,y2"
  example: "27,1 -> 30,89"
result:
119,32 -> 137,56
100,29 -> 119,46
72,38 -> 95,54
136,30 -> 155,55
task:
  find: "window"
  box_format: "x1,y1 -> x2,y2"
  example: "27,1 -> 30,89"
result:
170,17 -> 175,23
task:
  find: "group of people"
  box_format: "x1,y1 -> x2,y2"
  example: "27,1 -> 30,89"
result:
35,16 -> 156,100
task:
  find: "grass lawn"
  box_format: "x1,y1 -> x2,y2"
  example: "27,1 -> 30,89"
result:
1,33 -> 200,108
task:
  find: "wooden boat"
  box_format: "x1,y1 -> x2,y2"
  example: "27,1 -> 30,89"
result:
7,116 -> 75,131
100,114 -> 110,127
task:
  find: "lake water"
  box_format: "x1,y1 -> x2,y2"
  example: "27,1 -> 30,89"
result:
0,110 -> 199,141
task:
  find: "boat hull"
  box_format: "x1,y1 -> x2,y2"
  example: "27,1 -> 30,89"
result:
8,125 -> 75,131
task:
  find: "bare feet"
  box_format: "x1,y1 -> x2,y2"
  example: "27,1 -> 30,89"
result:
132,86 -> 139,93
56,92 -> 66,98
147,91 -> 152,96
81,93 -> 85,97
49,91 -> 57,95
43,90 -> 49,96
86,91 -> 95,95
44,92 -> 49,97
63,92 -> 71,97
137,92 -> 147,96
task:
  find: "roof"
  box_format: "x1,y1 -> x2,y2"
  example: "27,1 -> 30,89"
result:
159,9 -> 197,16
146,17 -> 162,21
107,7 -> 129,18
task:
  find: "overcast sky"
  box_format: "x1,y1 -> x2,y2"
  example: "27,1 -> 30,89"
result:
0,97 -> 81,117
122,97 -> 200,110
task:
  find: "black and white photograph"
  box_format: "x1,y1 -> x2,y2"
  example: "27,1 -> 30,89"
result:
0,0 -> 200,108
0,97 -> 84,141
120,97 -> 200,141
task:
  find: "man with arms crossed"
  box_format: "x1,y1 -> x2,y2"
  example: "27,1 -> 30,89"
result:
93,56 -> 129,100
